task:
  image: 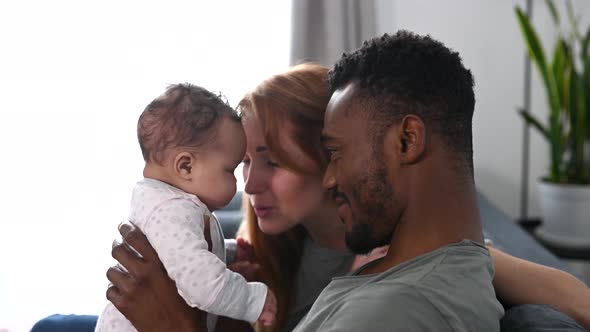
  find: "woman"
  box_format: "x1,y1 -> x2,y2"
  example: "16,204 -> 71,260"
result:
33,64 -> 590,332
236,64 -> 353,331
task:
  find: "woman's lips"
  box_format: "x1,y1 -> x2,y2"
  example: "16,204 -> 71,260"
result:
254,206 -> 274,218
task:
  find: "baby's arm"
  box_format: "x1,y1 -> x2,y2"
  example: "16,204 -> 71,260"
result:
142,198 -> 268,323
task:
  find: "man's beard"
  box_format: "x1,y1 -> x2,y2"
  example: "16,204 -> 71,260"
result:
345,158 -> 399,255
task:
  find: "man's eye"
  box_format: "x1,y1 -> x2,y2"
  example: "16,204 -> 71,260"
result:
267,161 -> 280,168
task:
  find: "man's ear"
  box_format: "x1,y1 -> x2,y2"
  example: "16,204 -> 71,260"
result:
174,152 -> 194,180
396,115 -> 426,164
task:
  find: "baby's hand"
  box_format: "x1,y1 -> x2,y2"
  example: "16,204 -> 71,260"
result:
257,289 -> 277,327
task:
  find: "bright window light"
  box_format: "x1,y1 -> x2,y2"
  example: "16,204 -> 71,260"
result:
0,1 -> 290,330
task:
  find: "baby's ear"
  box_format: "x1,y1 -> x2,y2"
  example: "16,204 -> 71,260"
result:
174,152 -> 194,179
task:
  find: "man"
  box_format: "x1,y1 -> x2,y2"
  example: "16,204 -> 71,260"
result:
294,31 -> 503,331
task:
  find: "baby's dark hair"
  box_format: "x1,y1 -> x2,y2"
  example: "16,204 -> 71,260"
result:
329,31 -> 475,174
138,83 -> 240,164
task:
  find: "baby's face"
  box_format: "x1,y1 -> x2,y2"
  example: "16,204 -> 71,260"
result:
187,116 -> 246,210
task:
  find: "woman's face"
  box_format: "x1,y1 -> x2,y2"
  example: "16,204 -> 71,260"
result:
242,116 -> 327,235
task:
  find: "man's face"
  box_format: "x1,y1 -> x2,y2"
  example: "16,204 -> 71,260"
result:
322,83 -> 402,255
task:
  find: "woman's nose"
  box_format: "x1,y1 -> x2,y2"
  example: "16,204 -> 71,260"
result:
244,164 -> 266,195
322,163 -> 337,190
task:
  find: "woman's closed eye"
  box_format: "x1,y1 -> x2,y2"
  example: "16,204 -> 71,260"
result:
242,156 -> 279,168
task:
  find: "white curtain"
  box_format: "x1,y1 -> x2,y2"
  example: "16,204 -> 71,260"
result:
290,0 -> 387,66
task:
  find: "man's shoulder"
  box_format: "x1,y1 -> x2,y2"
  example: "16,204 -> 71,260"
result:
345,278 -> 427,301
343,281 -> 440,310
385,241 -> 503,331
307,241 -> 503,332
320,284 -> 451,331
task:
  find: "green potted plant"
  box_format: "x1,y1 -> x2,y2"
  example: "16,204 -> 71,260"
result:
515,0 -> 590,247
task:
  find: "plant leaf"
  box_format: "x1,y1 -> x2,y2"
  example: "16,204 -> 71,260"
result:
545,0 -> 560,25
516,6 -> 564,181
582,25 -> 590,59
552,39 -> 568,105
518,108 -> 550,140
566,0 -> 582,41
515,7 -> 561,113
583,52 -> 590,141
568,68 -> 583,176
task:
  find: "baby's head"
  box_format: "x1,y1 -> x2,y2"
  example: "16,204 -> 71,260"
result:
138,83 -> 245,210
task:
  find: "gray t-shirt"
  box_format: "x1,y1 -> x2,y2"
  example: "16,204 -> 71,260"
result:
225,237 -> 355,332
293,240 -> 504,332
284,237 -> 355,331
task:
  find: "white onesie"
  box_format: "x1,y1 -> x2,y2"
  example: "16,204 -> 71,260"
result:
96,178 -> 267,332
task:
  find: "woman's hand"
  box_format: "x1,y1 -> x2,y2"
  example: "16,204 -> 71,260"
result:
490,246 -> 590,330
106,222 -> 207,332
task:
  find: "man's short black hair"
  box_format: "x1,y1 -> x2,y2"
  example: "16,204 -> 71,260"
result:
328,30 -> 475,174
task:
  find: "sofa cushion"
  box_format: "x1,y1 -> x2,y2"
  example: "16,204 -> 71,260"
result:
501,305 -> 585,331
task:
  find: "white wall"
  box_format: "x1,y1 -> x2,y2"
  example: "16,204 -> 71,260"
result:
374,0 -> 590,220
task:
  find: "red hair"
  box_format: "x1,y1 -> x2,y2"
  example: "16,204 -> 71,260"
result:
238,64 -> 331,331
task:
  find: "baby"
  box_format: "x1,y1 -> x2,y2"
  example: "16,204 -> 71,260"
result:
96,84 -> 276,332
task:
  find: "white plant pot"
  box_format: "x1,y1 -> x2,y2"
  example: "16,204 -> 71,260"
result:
536,181 -> 590,247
